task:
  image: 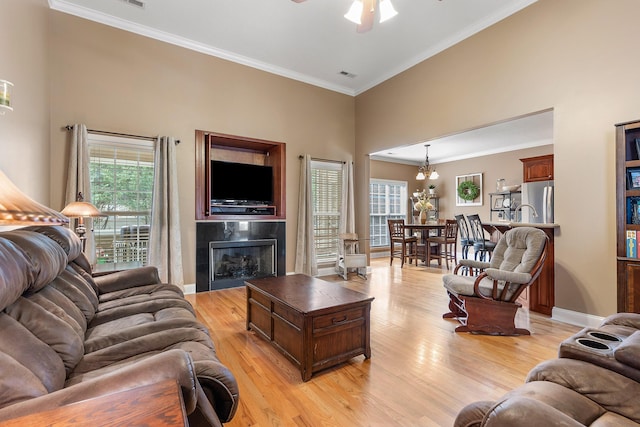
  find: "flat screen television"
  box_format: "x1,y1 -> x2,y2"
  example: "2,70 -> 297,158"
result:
210,160 -> 273,205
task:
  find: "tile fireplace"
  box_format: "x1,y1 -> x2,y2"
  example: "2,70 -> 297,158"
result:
196,221 -> 285,291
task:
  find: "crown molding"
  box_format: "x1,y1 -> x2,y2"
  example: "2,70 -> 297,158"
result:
48,0 -> 356,96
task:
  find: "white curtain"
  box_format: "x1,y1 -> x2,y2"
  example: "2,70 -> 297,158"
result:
340,161 -> 355,235
337,161 -> 356,258
148,136 -> 184,288
294,154 -> 317,276
65,124 -> 96,265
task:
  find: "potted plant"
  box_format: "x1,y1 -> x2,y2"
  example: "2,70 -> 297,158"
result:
428,184 -> 436,195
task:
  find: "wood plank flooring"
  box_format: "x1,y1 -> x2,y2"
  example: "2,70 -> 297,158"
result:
185,258 -> 580,426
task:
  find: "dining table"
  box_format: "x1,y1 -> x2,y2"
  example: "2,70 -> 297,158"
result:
404,221 -> 446,265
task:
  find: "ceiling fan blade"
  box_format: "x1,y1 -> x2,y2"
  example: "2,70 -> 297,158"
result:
291,0 -> 307,2
357,0 -> 375,33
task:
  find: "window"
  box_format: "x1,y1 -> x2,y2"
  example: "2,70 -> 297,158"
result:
311,160 -> 343,266
88,134 -> 155,271
370,179 -> 408,247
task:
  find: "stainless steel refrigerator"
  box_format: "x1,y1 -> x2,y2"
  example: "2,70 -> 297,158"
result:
521,181 -> 554,223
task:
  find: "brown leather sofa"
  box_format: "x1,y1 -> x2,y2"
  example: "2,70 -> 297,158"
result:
454,313 -> 640,426
0,225 -> 238,426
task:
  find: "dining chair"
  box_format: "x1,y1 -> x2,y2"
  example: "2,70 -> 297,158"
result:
387,219 -> 417,267
426,219 -> 458,269
467,214 -> 496,261
454,214 -> 474,259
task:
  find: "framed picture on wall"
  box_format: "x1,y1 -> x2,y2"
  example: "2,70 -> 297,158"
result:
456,173 -> 483,206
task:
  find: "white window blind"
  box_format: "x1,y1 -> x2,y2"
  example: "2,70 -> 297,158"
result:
88,134 -> 155,271
311,160 -> 343,266
370,179 -> 408,247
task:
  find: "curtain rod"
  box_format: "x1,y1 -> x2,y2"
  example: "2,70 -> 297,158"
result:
298,155 -> 345,164
64,125 -> 180,144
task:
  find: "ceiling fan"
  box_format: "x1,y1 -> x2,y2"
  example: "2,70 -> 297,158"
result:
292,0 -> 397,33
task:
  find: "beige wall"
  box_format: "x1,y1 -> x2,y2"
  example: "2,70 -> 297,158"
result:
0,0 -> 50,202
372,145 -> 553,221
47,11 -> 355,284
4,0 -> 638,318
356,0 -> 640,317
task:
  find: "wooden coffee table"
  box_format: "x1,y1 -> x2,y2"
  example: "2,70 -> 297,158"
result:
245,274 -> 374,381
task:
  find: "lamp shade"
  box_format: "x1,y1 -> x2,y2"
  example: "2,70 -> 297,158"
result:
0,170 -> 69,225
344,0 -> 363,24
60,201 -> 102,218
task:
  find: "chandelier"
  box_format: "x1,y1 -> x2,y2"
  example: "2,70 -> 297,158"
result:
344,0 -> 398,32
416,144 -> 439,180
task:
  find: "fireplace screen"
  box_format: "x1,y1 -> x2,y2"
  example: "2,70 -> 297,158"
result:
210,239 -> 276,284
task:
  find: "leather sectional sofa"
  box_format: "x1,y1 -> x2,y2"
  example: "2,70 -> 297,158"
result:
0,225 -> 238,426
454,313 -> 640,426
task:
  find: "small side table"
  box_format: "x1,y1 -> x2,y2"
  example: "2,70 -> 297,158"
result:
336,233 -> 367,280
2,379 -> 187,426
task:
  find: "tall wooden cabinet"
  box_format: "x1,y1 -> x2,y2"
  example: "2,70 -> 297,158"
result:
616,119 -> 640,313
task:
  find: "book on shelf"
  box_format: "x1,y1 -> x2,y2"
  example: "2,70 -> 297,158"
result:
627,230 -> 637,258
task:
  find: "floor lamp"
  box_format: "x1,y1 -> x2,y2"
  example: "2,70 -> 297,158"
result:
60,193 -> 103,252
0,170 -> 69,226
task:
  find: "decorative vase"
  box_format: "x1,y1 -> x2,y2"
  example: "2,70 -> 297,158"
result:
420,210 -> 427,224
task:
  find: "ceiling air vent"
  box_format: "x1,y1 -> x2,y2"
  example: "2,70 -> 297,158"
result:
338,70 -> 357,78
120,0 -> 145,8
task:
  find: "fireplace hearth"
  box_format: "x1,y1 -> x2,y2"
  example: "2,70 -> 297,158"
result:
196,221 -> 285,291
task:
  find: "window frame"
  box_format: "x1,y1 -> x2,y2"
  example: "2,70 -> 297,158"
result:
88,133 -> 155,272
369,178 -> 409,248
310,160 -> 343,267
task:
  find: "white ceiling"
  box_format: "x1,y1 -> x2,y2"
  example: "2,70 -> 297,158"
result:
48,0 -> 549,163
370,109 -> 554,165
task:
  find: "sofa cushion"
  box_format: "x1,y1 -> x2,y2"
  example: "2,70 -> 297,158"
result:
0,231 -> 67,293
0,352 -> 49,409
5,297 -> 84,375
489,227 -> 546,273
90,297 -> 196,327
49,267 -> 99,324
84,308 -> 208,353
0,314 -> 65,395
0,238 -> 31,311
71,327 -> 216,376
23,225 -> 82,262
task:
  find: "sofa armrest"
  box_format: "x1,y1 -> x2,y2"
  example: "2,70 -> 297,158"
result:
92,266 -> 161,294
481,396 -> 585,427
600,312 -> 640,330
527,358 -> 640,423
0,349 -> 199,423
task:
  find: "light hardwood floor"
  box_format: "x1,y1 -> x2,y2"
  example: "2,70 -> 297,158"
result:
185,258 -> 580,427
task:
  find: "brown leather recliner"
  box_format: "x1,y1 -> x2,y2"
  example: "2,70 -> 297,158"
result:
454,313 -> 640,426
0,226 -> 238,426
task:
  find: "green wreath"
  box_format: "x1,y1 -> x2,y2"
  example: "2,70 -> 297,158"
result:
457,181 -> 480,201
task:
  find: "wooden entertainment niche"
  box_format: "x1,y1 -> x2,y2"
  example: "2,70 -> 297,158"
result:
195,130 -> 286,220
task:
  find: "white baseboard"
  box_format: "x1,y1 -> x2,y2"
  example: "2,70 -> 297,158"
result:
552,307 -> 604,328
184,283 -> 196,295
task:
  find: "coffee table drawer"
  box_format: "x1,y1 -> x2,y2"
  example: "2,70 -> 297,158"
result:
313,307 -> 366,333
